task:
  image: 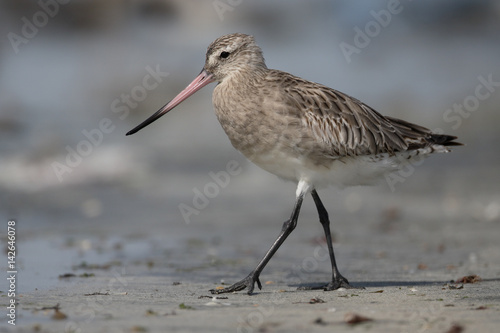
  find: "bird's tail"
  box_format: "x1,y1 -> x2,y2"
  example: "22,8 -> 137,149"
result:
386,116 -> 463,150
428,133 -> 463,147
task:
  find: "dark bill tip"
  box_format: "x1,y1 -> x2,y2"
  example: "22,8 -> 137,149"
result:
125,105 -> 166,136
126,69 -> 214,136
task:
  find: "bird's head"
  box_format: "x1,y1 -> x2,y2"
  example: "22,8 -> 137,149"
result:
126,33 -> 264,136
204,33 -> 267,83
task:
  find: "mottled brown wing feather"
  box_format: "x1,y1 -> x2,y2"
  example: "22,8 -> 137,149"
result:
269,70 -> 460,157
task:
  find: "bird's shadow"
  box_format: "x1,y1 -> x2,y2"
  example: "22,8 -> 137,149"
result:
290,281 -> 437,290
290,277 -> 500,290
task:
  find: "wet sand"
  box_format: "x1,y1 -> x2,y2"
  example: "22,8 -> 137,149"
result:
5,163 -> 500,333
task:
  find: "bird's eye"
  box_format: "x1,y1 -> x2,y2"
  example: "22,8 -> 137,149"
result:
219,51 -> 230,59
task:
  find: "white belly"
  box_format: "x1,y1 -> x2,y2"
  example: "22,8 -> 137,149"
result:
249,148 -> 432,189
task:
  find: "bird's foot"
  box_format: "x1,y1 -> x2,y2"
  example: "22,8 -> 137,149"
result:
322,276 -> 364,291
210,273 -> 262,295
298,275 -> 364,291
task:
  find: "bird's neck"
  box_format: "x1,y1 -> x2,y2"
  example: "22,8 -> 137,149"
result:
223,65 -> 268,87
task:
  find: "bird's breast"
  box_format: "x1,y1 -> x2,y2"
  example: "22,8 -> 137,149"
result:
213,82 -> 283,160
211,80 -> 337,182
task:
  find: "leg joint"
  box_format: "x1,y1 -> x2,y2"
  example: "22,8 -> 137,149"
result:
281,218 -> 297,232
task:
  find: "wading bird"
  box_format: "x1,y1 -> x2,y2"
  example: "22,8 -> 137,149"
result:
127,33 -> 461,295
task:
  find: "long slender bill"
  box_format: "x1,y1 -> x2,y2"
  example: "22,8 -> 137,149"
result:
126,69 -> 214,136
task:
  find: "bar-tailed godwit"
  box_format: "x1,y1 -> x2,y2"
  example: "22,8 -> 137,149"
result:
127,33 -> 461,295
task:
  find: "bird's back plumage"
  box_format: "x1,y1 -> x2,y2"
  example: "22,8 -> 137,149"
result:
269,69 -> 460,158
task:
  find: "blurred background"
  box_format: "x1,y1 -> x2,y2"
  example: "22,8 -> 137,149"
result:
1,0 -> 499,293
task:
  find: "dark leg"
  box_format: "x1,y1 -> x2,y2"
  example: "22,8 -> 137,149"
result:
307,189 -> 361,290
210,189 -> 306,295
